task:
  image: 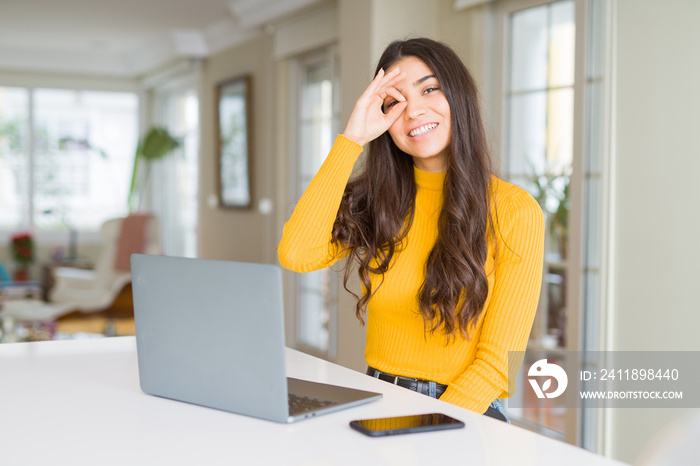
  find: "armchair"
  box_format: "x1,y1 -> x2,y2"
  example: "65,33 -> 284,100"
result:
49,215 -> 160,324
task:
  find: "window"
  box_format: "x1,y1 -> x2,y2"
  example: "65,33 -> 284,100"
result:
289,47 -> 340,358
150,87 -> 199,258
0,87 -> 29,230
501,0 -> 576,439
506,0 -> 575,353
494,0 -> 610,450
0,87 -> 138,234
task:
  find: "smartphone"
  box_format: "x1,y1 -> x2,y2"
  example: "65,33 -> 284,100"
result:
349,413 -> 465,437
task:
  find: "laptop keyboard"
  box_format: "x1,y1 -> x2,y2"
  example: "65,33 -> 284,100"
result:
288,393 -> 338,415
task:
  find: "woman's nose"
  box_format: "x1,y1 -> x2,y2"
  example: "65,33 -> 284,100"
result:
404,98 -> 426,120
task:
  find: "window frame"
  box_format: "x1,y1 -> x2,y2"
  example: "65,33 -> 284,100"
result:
489,0 -> 600,447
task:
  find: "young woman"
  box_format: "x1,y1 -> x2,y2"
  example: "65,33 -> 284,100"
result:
278,38 -> 544,422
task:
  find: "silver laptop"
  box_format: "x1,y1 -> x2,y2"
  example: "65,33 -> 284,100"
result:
131,254 -> 381,423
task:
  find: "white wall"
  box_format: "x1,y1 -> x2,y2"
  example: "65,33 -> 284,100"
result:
610,0 -> 700,463
198,34 -> 277,264
370,0 -> 438,63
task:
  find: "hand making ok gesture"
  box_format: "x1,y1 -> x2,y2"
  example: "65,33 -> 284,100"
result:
342,67 -> 407,147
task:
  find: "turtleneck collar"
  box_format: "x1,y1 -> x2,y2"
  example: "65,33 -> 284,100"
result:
413,165 -> 446,191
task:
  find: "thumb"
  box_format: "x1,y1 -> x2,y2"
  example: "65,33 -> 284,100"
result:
383,101 -> 407,127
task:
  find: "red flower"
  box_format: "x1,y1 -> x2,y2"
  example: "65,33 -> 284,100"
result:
10,231 -> 35,266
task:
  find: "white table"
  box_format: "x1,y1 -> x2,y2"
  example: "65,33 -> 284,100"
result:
0,337 -> 627,466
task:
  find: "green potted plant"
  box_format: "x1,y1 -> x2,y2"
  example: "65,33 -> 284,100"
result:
551,178 -> 570,259
528,170 -> 571,260
127,126 -> 180,212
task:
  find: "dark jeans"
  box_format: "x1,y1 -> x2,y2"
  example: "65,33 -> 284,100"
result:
367,366 -> 510,423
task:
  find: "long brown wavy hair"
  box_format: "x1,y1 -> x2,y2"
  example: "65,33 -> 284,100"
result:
331,38 -> 498,338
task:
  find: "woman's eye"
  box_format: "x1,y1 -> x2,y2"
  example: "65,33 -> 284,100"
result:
424,86 -> 440,95
383,100 -> 397,113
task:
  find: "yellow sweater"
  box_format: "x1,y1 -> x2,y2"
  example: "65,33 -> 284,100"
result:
278,135 -> 544,413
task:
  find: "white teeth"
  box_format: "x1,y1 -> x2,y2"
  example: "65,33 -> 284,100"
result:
409,123 -> 437,137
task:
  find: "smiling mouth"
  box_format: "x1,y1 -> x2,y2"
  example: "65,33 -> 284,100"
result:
408,123 -> 438,137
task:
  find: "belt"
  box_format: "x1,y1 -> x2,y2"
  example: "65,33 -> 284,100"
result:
367,366 -> 509,423
366,366 -> 448,399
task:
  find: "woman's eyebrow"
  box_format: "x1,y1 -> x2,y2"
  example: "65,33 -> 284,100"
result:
395,74 -> 437,94
414,74 -> 437,86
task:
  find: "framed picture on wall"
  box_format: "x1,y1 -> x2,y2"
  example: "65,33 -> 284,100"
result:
216,75 -> 252,208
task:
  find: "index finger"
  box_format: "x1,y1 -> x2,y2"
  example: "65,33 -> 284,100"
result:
384,86 -> 405,103
368,66 -> 402,95
376,70 -> 406,97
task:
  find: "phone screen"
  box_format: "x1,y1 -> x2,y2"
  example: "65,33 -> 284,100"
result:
350,413 -> 464,437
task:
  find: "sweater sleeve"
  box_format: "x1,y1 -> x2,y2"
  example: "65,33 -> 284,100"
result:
438,188 -> 545,413
277,135 -> 364,273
